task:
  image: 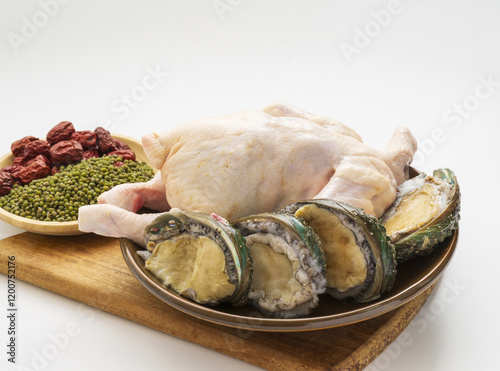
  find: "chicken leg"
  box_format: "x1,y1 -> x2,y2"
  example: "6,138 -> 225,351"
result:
78,204 -> 165,247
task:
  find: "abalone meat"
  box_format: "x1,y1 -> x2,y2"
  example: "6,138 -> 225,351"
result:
233,213 -> 326,318
143,208 -> 252,306
282,200 -> 396,303
380,168 -> 460,263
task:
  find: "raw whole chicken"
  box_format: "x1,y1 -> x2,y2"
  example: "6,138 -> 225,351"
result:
79,103 -> 417,243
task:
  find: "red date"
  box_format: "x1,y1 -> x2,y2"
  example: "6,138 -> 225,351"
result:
71,131 -> 97,149
0,166 -> 22,182
0,171 -> 15,195
95,127 -> 115,153
47,121 -> 76,144
50,140 -> 84,164
113,139 -> 131,151
105,149 -> 136,161
27,154 -> 51,167
12,156 -> 29,168
82,149 -> 99,160
24,140 -> 51,159
18,158 -> 51,184
11,136 -> 38,157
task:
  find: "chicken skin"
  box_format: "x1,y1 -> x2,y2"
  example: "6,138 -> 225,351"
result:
96,103 -> 416,222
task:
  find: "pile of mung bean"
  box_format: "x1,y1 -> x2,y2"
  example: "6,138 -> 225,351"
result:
0,156 -> 154,222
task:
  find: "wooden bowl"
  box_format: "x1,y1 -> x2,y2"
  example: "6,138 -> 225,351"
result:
0,134 -> 152,236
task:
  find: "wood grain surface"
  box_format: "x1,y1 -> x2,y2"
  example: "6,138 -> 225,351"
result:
0,232 -> 433,370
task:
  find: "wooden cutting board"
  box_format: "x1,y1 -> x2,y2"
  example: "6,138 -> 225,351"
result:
0,232 -> 433,370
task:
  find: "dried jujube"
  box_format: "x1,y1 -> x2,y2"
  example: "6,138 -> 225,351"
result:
95,127 -> 115,153
105,149 -> 135,161
11,136 -> 38,157
0,172 -> 14,196
82,149 -> 99,160
24,140 -> 51,159
50,140 -> 84,164
47,121 -> 76,144
71,130 -> 97,149
18,158 -> 51,184
113,139 -> 130,150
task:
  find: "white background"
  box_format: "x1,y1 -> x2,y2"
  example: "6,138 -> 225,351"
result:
1,0 -> 499,370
